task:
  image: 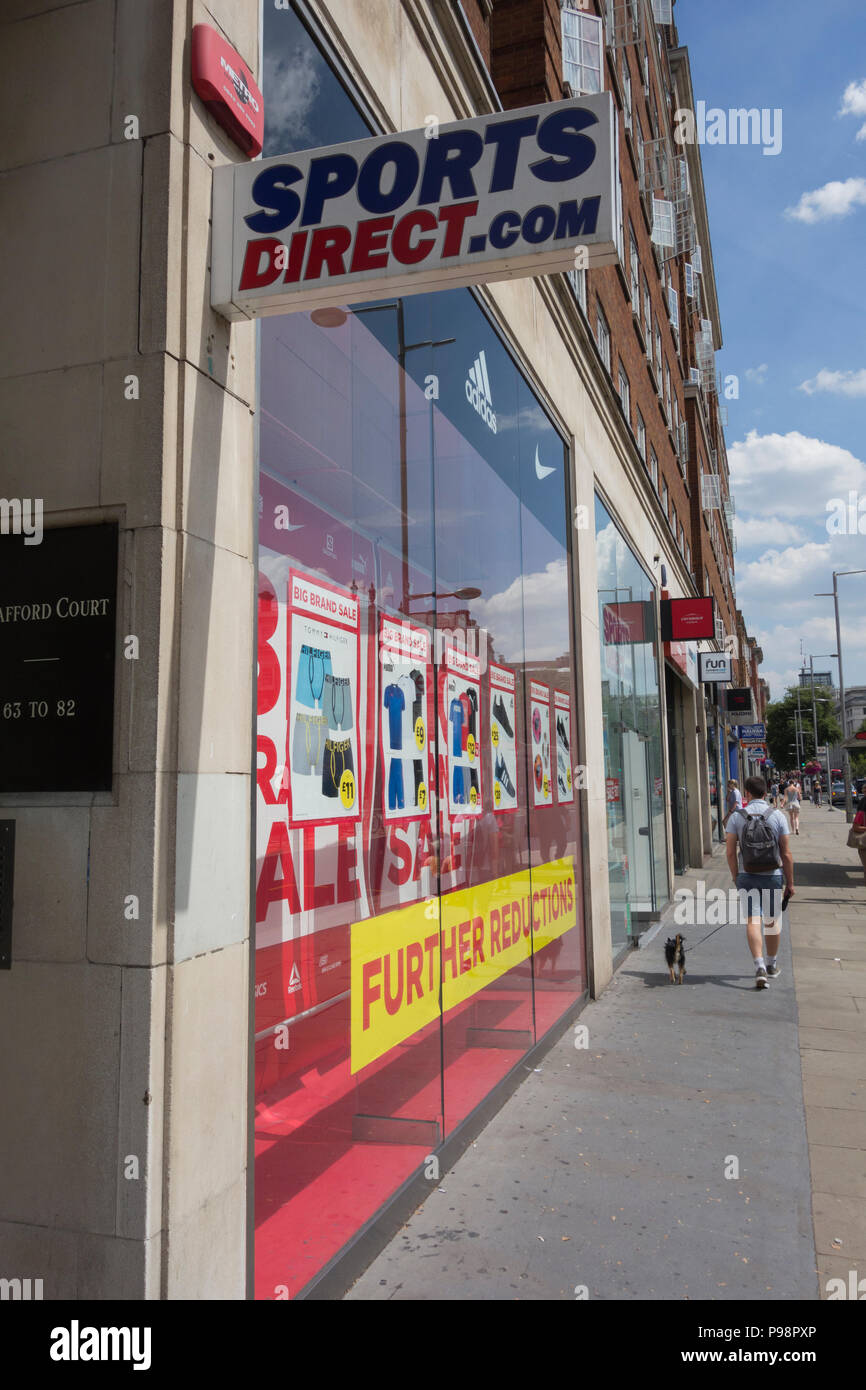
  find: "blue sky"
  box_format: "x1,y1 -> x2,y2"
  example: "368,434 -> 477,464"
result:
677,0 -> 866,705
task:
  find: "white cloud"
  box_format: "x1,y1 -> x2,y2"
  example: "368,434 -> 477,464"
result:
263,45 -> 321,153
727,430 -> 866,520
785,177 -> 866,223
735,515 -> 806,548
475,557 -> 570,663
799,368 -> 866,397
736,541 -> 833,598
745,364 -> 768,385
840,78 -> 866,117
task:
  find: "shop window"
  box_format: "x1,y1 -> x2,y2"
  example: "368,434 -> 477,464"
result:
595,498 -> 669,954
254,2 -> 586,1300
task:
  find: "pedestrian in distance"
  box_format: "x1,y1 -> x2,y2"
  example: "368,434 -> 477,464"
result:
851,793 -> 866,888
812,777 -> 822,808
785,777 -> 802,834
722,779 -> 742,830
726,774 -> 795,989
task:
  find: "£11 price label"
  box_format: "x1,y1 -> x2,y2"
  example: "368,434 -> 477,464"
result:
339,769 -> 356,809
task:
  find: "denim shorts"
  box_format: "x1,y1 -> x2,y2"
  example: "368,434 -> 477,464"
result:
737,870 -> 783,921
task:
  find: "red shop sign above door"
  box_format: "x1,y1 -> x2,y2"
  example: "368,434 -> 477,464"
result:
191,24 -> 263,157
660,596 -> 716,643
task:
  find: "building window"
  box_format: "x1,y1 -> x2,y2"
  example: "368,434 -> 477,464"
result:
619,362 -> 630,421
562,7 -> 604,95
623,66 -> 633,134
662,479 -> 669,519
668,284 -> 679,335
685,541 -> 691,572
679,521 -> 685,555
651,197 -> 675,250
568,265 -> 587,313
597,304 -> 611,372
650,446 -> 659,490
664,361 -> 672,421
636,409 -> 646,460
629,230 -> 640,303
654,326 -> 662,381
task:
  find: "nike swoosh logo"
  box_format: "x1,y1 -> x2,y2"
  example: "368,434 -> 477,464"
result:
535,445 -> 555,481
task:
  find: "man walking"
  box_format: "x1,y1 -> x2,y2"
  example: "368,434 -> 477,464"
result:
722,778 -> 742,830
726,775 -> 795,989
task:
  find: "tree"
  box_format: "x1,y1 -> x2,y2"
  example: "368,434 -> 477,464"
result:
765,685 -> 842,769
850,718 -> 866,780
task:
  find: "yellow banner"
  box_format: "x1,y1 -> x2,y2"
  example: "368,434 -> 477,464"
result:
350,857 -> 577,1072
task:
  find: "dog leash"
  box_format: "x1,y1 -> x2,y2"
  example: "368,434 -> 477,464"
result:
682,922 -> 728,953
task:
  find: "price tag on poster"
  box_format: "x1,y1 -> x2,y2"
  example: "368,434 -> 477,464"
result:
445,645 -> 482,817
530,680 -> 552,807
553,689 -> 573,804
287,568 -> 361,827
489,662 -> 518,813
379,617 -> 433,824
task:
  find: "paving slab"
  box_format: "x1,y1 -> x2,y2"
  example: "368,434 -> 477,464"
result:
345,803 -> 864,1301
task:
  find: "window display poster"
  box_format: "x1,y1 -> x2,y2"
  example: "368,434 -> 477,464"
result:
287,568 -> 362,828
445,645 -> 482,817
530,680 -> 552,807
554,689 -> 573,805
489,662 -> 518,813
379,617 -> 433,825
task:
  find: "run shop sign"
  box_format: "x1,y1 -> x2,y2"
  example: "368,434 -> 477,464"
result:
211,96 -> 617,320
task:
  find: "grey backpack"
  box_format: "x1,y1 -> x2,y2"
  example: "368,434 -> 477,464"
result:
740,807 -> 779,871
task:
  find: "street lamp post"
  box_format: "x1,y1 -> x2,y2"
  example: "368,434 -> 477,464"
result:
809,654 -> 839,808
816,570 -> 866,822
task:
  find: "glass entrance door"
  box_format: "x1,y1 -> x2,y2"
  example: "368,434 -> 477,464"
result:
666,669 -> 687,875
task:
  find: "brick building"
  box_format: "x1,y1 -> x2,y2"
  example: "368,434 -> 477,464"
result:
0,0 -> 764,1299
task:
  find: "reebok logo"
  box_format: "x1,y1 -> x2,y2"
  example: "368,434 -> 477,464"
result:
287,963 -> 302,994
465,350 -> 497,433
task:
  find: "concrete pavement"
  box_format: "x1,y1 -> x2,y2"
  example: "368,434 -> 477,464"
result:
346,799 -> 865,1301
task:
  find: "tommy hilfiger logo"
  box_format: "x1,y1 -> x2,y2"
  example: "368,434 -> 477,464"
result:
465,350 -> 497,433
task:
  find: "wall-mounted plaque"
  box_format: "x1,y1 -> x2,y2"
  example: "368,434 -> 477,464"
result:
0,523 -> 118,792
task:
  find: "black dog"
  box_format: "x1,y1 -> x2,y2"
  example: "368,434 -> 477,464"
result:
664,934 -> 686,984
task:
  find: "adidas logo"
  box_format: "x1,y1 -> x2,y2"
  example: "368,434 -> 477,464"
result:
465,350 -> 497,433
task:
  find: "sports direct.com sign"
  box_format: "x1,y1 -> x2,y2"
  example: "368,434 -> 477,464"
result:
211,96 -> 616,320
